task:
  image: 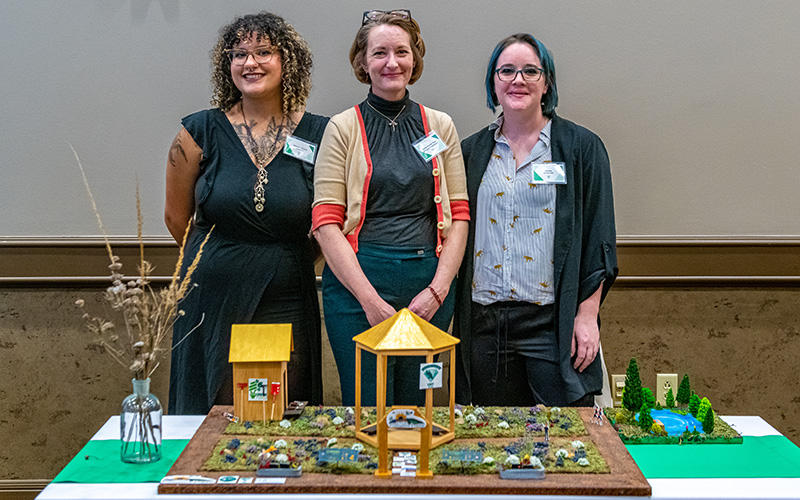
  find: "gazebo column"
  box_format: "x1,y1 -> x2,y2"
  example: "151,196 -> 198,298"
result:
417,352 -> 435,478
376,353 -> 391,478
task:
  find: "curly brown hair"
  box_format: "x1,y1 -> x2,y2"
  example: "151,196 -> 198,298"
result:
349,13 -> 425,86
210,12 -> 312,113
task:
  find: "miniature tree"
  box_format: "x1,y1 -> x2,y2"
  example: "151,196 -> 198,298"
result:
688,393 -> 701,417
638,406 -> 654,432
651,421 -> 667,436
676,374 -> 691,405
642,387 -> 656,411
655,401 -> 663,410
665,387 -> 675,409
622,358 -> 643,413
702,407 -> 715,434
696,397 -> 712,423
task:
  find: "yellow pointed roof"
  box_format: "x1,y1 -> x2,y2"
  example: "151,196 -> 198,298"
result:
229,324 -> 293,362
352,308 -> 460,351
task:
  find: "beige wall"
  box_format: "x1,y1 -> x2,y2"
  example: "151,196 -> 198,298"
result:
2,0 -> 800,237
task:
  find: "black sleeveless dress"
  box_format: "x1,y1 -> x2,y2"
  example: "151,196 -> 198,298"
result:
169,108 -> 328,415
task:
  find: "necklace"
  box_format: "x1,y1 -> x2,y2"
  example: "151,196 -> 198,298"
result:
366,102 -> 406,132
241,103 -> 269,212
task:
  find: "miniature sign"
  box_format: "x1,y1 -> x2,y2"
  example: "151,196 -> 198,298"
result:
254,477 -> 287,484
318,448 -> 359,463
441,450 -> 483,462
161,475 -> 216,484
386,409 -> 427,429
248,378 -> 270,401
419,362 -> 443,390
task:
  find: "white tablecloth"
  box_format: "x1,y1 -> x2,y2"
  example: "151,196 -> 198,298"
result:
36,416 -> 800,500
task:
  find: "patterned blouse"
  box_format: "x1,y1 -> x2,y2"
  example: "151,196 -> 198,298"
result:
472,116 -> 555,306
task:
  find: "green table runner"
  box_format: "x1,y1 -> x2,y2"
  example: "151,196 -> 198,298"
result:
627,436 -> 800,478
53,439 -> 189,483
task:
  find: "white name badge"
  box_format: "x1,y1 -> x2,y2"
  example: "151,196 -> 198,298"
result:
531,162 -> 567,184
283,135 -> 318,164
412,131 -> 448,162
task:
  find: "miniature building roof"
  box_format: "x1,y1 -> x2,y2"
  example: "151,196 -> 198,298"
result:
229,324 -> 293,362
352,308 -> 460,351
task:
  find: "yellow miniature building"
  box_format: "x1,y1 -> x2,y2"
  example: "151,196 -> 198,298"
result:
352,308 -> 459,478
228,324 -> 293,422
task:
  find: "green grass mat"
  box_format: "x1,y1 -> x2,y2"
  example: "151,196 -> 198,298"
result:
52,439 -> 189,483
627,436 -> 800,478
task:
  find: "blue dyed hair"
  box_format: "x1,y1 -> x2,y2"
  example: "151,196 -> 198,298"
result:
485,33 -> 558,117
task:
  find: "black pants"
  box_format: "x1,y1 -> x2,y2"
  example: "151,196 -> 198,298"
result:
469,301 -> 593,407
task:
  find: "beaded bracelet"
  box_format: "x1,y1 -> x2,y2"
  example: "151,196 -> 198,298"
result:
427,285 -> 443,307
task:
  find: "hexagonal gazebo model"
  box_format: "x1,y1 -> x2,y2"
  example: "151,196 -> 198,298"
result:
352,308 -> 459,478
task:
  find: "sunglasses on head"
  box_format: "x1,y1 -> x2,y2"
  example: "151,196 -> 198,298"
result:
362,9 -> 411,25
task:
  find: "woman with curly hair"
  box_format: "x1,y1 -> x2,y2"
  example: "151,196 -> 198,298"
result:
166,12 -> 327,415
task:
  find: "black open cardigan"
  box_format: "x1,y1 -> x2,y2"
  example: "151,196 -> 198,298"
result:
453,114 -> 619,405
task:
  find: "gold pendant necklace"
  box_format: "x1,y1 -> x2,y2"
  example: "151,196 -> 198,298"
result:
366,102 -> 406,132
241,103 -> 268,212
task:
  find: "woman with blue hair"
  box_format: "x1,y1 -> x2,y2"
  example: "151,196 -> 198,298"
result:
453,33 -> 618,407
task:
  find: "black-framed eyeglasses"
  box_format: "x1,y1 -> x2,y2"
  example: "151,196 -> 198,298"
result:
225,46 -> 276,66
495,66 -> 544,82
362,9 -> 411,25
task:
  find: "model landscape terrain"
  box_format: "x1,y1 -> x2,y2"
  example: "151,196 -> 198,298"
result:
206,405 -> 610,475
605,359 -> 742,444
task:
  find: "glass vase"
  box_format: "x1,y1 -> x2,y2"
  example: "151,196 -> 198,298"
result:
120,377 -> 162,463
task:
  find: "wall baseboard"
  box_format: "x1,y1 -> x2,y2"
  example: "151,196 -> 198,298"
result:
2,236 -> 800,286
0,480 -> 50,500
616,236 -> 800,285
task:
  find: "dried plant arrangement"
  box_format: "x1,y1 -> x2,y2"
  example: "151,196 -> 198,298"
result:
70,143 -> 212,381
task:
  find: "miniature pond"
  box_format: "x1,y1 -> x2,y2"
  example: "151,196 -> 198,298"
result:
637,410 -> 703,435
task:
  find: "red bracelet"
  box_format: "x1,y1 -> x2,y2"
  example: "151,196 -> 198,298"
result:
427,285 -> 443,306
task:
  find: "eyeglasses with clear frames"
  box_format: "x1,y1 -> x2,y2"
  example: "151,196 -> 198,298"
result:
362,9 -> 411,25
495,66 -> 544,82
225,46 -> 276,66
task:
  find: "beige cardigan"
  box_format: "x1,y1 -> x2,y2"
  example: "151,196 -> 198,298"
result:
312,104 -> 469,255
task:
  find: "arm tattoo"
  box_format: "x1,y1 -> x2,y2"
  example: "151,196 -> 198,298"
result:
168,135 -> 188,168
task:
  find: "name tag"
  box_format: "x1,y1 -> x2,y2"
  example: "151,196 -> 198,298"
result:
531,162 -> 566,184
412,131 -> 448,162
283,135 -> 318,164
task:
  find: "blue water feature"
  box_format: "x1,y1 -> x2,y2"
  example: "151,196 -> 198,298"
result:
639,410 -> 703,435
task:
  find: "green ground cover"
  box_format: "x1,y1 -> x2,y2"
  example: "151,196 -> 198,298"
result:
224,406 -> 586,439
203,435 -> 608,475
204,436 -> 381,474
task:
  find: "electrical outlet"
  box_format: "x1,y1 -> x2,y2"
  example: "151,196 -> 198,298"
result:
611,374 -> 625,407
656,373 -> 678,406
